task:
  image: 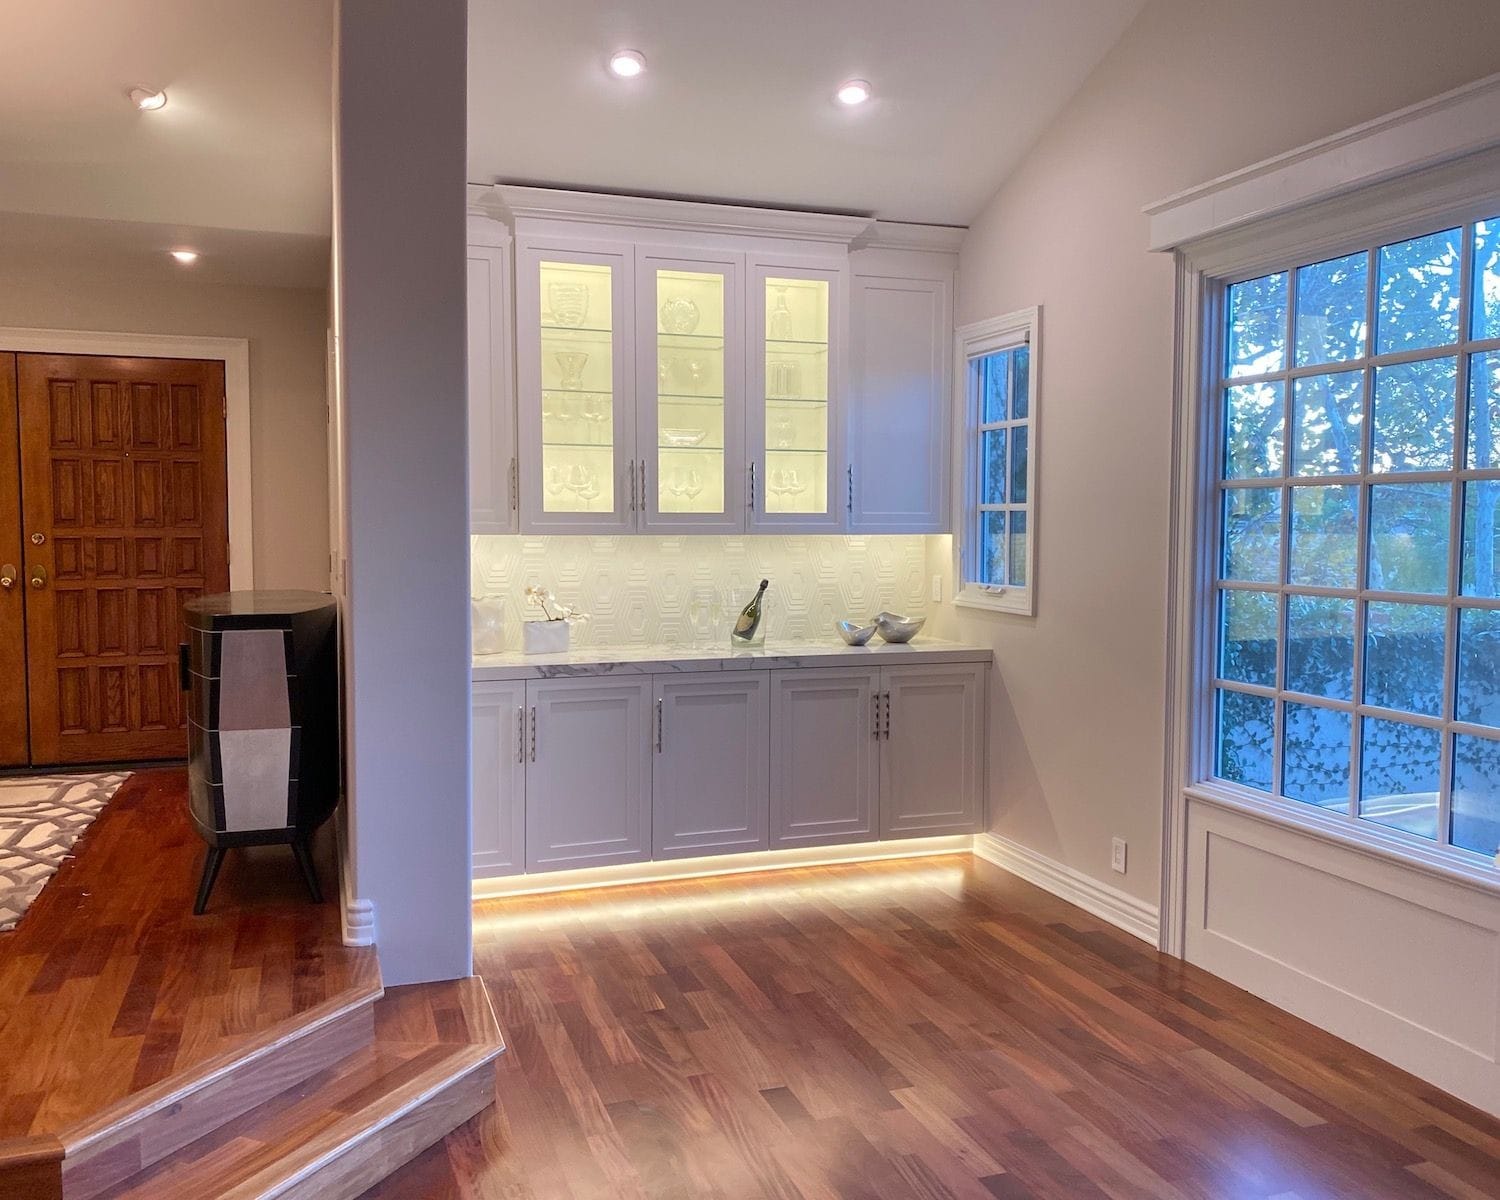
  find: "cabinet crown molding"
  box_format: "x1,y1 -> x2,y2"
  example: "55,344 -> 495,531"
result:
483,183 -> 876,246
854,221 -> 966,254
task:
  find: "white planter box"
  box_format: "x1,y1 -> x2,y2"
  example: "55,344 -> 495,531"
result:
522,620 -> 570,655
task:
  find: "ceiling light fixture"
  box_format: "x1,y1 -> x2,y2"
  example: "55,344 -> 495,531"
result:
608,49 -> 646,78
170,249 -> 199,265
835,79 -> 871,106
128,86 -> 168,112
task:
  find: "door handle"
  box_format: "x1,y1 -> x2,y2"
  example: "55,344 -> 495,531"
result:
656,698 -> 664,753
0,563 -> 15,590
872,692 -> 881,740
883,691 -> 892,740
517,705 -> 526,765
640,459 -> 647,512
529,706 -> 537,763
847,465 -> 854,514
28,565 -> 47,590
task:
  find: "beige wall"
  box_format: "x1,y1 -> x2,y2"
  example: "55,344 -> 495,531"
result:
0,262 -> 330,590
931,0 -> 1500,906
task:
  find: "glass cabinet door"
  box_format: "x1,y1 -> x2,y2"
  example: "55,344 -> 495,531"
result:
637,250 -> 744,532
515,241 -> 635,531
750,261 -> 844,529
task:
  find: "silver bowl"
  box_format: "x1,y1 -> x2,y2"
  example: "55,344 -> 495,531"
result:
836,619 -> 878,646
874,611 -> 926,643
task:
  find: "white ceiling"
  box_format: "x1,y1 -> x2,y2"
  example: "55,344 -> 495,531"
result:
0,0 -> 333,288
468,0 -> 1147,227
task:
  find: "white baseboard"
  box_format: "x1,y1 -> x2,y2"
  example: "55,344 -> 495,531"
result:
334,808 -> 376,947
973,831 -> 1160,944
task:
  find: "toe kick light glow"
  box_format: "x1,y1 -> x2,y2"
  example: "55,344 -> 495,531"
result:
608,49 -> 646,78
836,79 -> 871,106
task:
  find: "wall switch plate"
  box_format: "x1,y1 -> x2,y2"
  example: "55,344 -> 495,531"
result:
1111,838 -> 1127,874
931,574 -> 942,603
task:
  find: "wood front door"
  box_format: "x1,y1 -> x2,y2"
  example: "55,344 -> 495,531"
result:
0,355 -> 27,764
13,354 -> 230,764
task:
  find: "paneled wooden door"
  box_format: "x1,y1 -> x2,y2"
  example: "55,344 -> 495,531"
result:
15,354 -> 230,764
0,355 -> 27,764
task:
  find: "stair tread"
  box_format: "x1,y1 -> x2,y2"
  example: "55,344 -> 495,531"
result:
109,977 -> 503,1199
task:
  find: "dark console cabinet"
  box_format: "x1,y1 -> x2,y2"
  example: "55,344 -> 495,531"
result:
181,591 -> 339,913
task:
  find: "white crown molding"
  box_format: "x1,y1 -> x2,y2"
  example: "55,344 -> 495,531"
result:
854,220 -> 966,254
0,326 -> 254,590
973,831 -> 1160,945
484,183 -> 876,245
1145,71 -> 1500,252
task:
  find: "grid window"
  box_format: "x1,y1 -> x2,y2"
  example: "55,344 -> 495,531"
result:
1210,216 -> 1500,861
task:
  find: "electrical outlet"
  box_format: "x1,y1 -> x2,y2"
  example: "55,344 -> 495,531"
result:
931,574 -> 942,603
1111,838 -> 1127,874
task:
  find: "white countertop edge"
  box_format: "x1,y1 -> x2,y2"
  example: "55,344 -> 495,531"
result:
472,639 -> 993,680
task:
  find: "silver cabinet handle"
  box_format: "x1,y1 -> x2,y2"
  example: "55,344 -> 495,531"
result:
883,692 -> 892,740
872,692 -> 881,740
655,698 -> 664,753
516,705 -> 525,764
748,461 -> 756,510
640,459 -> 647,512
629,464 -> 636,512
847,465 -> 854,514
529,706 -> 537,762
509,457 -> 518,511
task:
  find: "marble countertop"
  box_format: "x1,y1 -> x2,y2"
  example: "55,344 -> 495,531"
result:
472,638 -> 993,680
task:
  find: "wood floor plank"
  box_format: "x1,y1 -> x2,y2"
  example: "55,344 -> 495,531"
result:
361,854 -> 1500,1200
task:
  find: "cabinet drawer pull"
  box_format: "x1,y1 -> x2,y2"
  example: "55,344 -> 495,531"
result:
529,706 -> 537,763
517,705 -> 526,764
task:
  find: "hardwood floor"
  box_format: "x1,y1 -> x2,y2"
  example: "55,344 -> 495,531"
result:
0,768 -> 376,1144
362,854 -> 1500,1200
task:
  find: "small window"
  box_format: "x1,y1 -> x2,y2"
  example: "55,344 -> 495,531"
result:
955,307 -> 1038,614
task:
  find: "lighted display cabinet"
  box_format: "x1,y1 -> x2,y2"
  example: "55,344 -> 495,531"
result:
480,185 -> 957,537
636,248 -> 744,532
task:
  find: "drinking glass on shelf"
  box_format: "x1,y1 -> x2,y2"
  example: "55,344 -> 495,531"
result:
772,413 -> 794,449
769,285 -> 794,340
554,350 -> 588,391
547,281 -> 589,328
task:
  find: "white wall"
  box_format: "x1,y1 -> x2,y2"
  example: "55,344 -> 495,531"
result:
334,0 -> 471,985
930,0 -> 1500,907
0,263 -> 329,590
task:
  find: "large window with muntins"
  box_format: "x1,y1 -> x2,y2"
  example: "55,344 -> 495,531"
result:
1211,216 -> 1500,858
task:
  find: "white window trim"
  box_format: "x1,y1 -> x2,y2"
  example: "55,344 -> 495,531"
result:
952,306 -> 1040,616
1157,139 -> 1500,956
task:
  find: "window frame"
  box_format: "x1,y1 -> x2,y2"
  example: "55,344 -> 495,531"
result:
953,306 -> 1040,616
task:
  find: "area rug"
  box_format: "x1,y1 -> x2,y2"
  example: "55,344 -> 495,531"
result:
0,772 -> 129,931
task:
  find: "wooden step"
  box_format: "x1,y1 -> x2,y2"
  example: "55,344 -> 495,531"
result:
62,975 -> 384,1200
110,976 -> 503,1200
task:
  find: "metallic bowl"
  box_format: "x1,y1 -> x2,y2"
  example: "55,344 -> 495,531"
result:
836,619 -> 878,646
874,612 -> 926,643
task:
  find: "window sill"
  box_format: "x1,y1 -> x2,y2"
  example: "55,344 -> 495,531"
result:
1184,779 -> 1500,899
954,585 -> 1034,616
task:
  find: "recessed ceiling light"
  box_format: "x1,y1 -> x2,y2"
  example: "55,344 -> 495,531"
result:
128,86 -> 168,112
608,49 -> 646,78
170,249 -> 199,265
835,79 -> 871,106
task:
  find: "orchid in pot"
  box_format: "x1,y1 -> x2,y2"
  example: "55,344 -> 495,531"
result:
522,585 -> 589,654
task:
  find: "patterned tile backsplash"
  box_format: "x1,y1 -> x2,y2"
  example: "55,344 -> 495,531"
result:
471,535 -> 933,650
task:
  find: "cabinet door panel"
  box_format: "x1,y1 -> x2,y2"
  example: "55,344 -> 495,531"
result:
849,274 -> 949,532
525,677 -> 653,871
472,680 -> 525,876
468,243 -> 516,533
748,257 -> 846,532
880,663 -> 985,837
769,667 -> 879,847
515,239 -> 636,533
653,674 -> 768,858
637,249 -> 746,533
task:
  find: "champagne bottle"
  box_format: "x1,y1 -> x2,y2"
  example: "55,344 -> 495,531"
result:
732,579 -> 769,642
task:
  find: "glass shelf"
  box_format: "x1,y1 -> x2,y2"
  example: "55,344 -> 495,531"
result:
660,442 -> 724,452
765,338 -> 830,349
541,323 -> 612,336
766,396 -> 828,406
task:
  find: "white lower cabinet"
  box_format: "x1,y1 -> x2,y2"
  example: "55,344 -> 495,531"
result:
524,677 -> 654,872
879,663 -> 985,837
769,667 -> 881,848
471,659 -> 988,878
652,674 -> 769,859
471,680 -> 526,877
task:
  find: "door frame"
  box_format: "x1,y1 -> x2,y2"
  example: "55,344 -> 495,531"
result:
0,327 -> 253,589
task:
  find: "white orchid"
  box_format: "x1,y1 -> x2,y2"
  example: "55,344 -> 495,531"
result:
524,585 -> 590,624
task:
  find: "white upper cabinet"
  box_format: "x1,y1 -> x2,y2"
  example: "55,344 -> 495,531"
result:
470,188 -> 961,537
466,234 -> 516,533
514,237 -> 636,533
636,247 -> 746,533
848,258 -> 953,532
747,256 -> 847,532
